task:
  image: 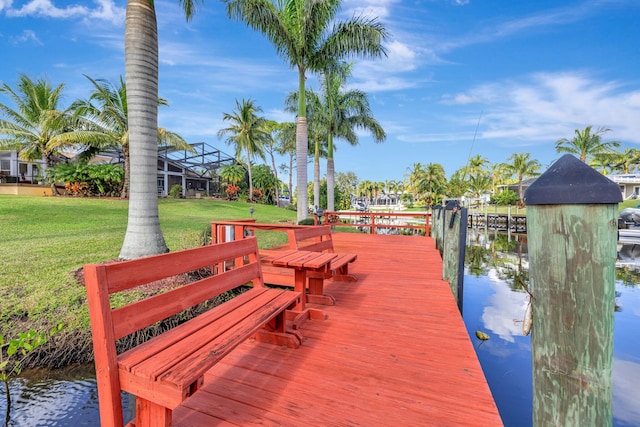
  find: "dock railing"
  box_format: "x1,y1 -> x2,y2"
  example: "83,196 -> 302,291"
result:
318,211 -> 431,236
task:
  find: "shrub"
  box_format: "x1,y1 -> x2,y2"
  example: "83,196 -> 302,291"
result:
169,184 -> 183,198
225,184 -> 239,200
491,189 -> 519,206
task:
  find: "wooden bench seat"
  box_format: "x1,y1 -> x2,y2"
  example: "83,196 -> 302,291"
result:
287,226 -> 358,281
84,238 -> 304,427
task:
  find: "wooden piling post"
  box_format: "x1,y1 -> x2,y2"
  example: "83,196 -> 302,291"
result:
442,200 -> 467,313
524,154 -> 620,427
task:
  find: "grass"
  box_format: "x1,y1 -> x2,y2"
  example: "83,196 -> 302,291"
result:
0,195 -> 297,335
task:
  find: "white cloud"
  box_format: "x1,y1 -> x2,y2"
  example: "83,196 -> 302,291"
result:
4,0 -> 123,24
0,0 -> 13,13
440,71 -> 640,146
10,28 -> 41,45
7,0 -> 88,18
341,0 -> 399,19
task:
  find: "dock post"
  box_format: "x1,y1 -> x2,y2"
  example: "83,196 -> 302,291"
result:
524,154 -> 620,427
433,205 -> 443,252
442,200 -> 467,313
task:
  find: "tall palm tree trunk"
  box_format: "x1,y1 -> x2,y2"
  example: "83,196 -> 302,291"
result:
119,0 -> 168,259
120,145 -> 130,198
327,135 -> 335,212
296,116 -> 308,221
314,140 -> 320,209
246,152 -> 253,202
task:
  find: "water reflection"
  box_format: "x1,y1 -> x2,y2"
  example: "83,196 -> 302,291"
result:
464,230 -> 640,427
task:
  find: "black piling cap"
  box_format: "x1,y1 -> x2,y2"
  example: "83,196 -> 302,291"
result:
445,200 -> 460,210
524,154 -> 622,205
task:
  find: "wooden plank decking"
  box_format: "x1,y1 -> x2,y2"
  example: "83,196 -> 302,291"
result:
172,233 -> 503,426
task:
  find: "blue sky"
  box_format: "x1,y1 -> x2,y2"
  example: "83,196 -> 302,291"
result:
1,0 -> 639,182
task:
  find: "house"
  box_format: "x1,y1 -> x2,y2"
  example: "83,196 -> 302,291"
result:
607,174 -> 640,200
1,142 -> 236,197
0,150 -> 45,184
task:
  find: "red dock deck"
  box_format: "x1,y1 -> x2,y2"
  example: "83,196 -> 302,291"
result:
171,233 -> 502,426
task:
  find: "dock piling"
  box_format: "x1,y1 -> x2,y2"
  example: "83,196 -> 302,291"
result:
524,154 -> 621,426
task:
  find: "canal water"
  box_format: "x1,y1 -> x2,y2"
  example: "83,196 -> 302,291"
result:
1,230 -> 639,426
464,229 -> 640,426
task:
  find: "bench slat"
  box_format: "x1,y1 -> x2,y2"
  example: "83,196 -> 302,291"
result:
159,289 -> 299,387
98,238 -> 259,294
120,288 -> 294,383
112,263 -> 262,340
117,287 -> 272,371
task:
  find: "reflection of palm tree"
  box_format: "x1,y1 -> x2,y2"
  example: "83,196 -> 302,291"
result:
465,245 -> 493,277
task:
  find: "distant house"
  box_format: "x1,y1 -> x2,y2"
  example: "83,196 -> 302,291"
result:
607,174 -> 640,200
497,177 -> 538,195
1,142 -> 236,197
0,150 -> 46,183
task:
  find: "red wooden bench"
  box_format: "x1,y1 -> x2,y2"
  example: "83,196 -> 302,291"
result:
84,237 -> 304,427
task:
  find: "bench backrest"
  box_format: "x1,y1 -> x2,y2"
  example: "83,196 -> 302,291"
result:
287,225 -> 335,253
84,237 -> 264,426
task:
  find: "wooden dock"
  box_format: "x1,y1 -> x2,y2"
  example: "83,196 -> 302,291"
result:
170,233 -> 502,426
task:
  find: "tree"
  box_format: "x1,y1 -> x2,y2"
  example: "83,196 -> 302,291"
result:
224,0 -> 388,222
285,88 -> 329,210
418,163 -> 446,206
0,74 -> 73,194
405,163 -> 424,202
218,163 -> 245,185
465,154 -> 488,179
505,152 -> 541,201
120,0 -> 201,259
218,98 -> 267,202
488,162 -> 508,194
263,120 -> 284,203
336,171 -> 359,203
319,63 -> 385,211
58,75 -> 194,198
610,148 -> 640,174
276,121 -> 296,203
555,126 -> 619,163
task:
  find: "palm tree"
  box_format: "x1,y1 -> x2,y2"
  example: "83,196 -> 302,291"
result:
418,163 -> 447,206
505,152 -> 541,201
465,154 -> 488,179
0,74 -> 72,188
405,163 -> 425,203
320,63 -> 385,212
276,121 -> 296,202
120,0 -> 201,260
610,148 -> 640,174
218,98 -> 267,202
285,89 -> 328,209
488,162 -> 508,194
555,126 -> 619,163
224,0 -> 388,222
57,75 -> 194,198
218,163 -> 245,185
468,174 -> 492,199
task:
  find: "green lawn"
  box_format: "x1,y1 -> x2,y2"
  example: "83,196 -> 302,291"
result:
0,195 -> 296,335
